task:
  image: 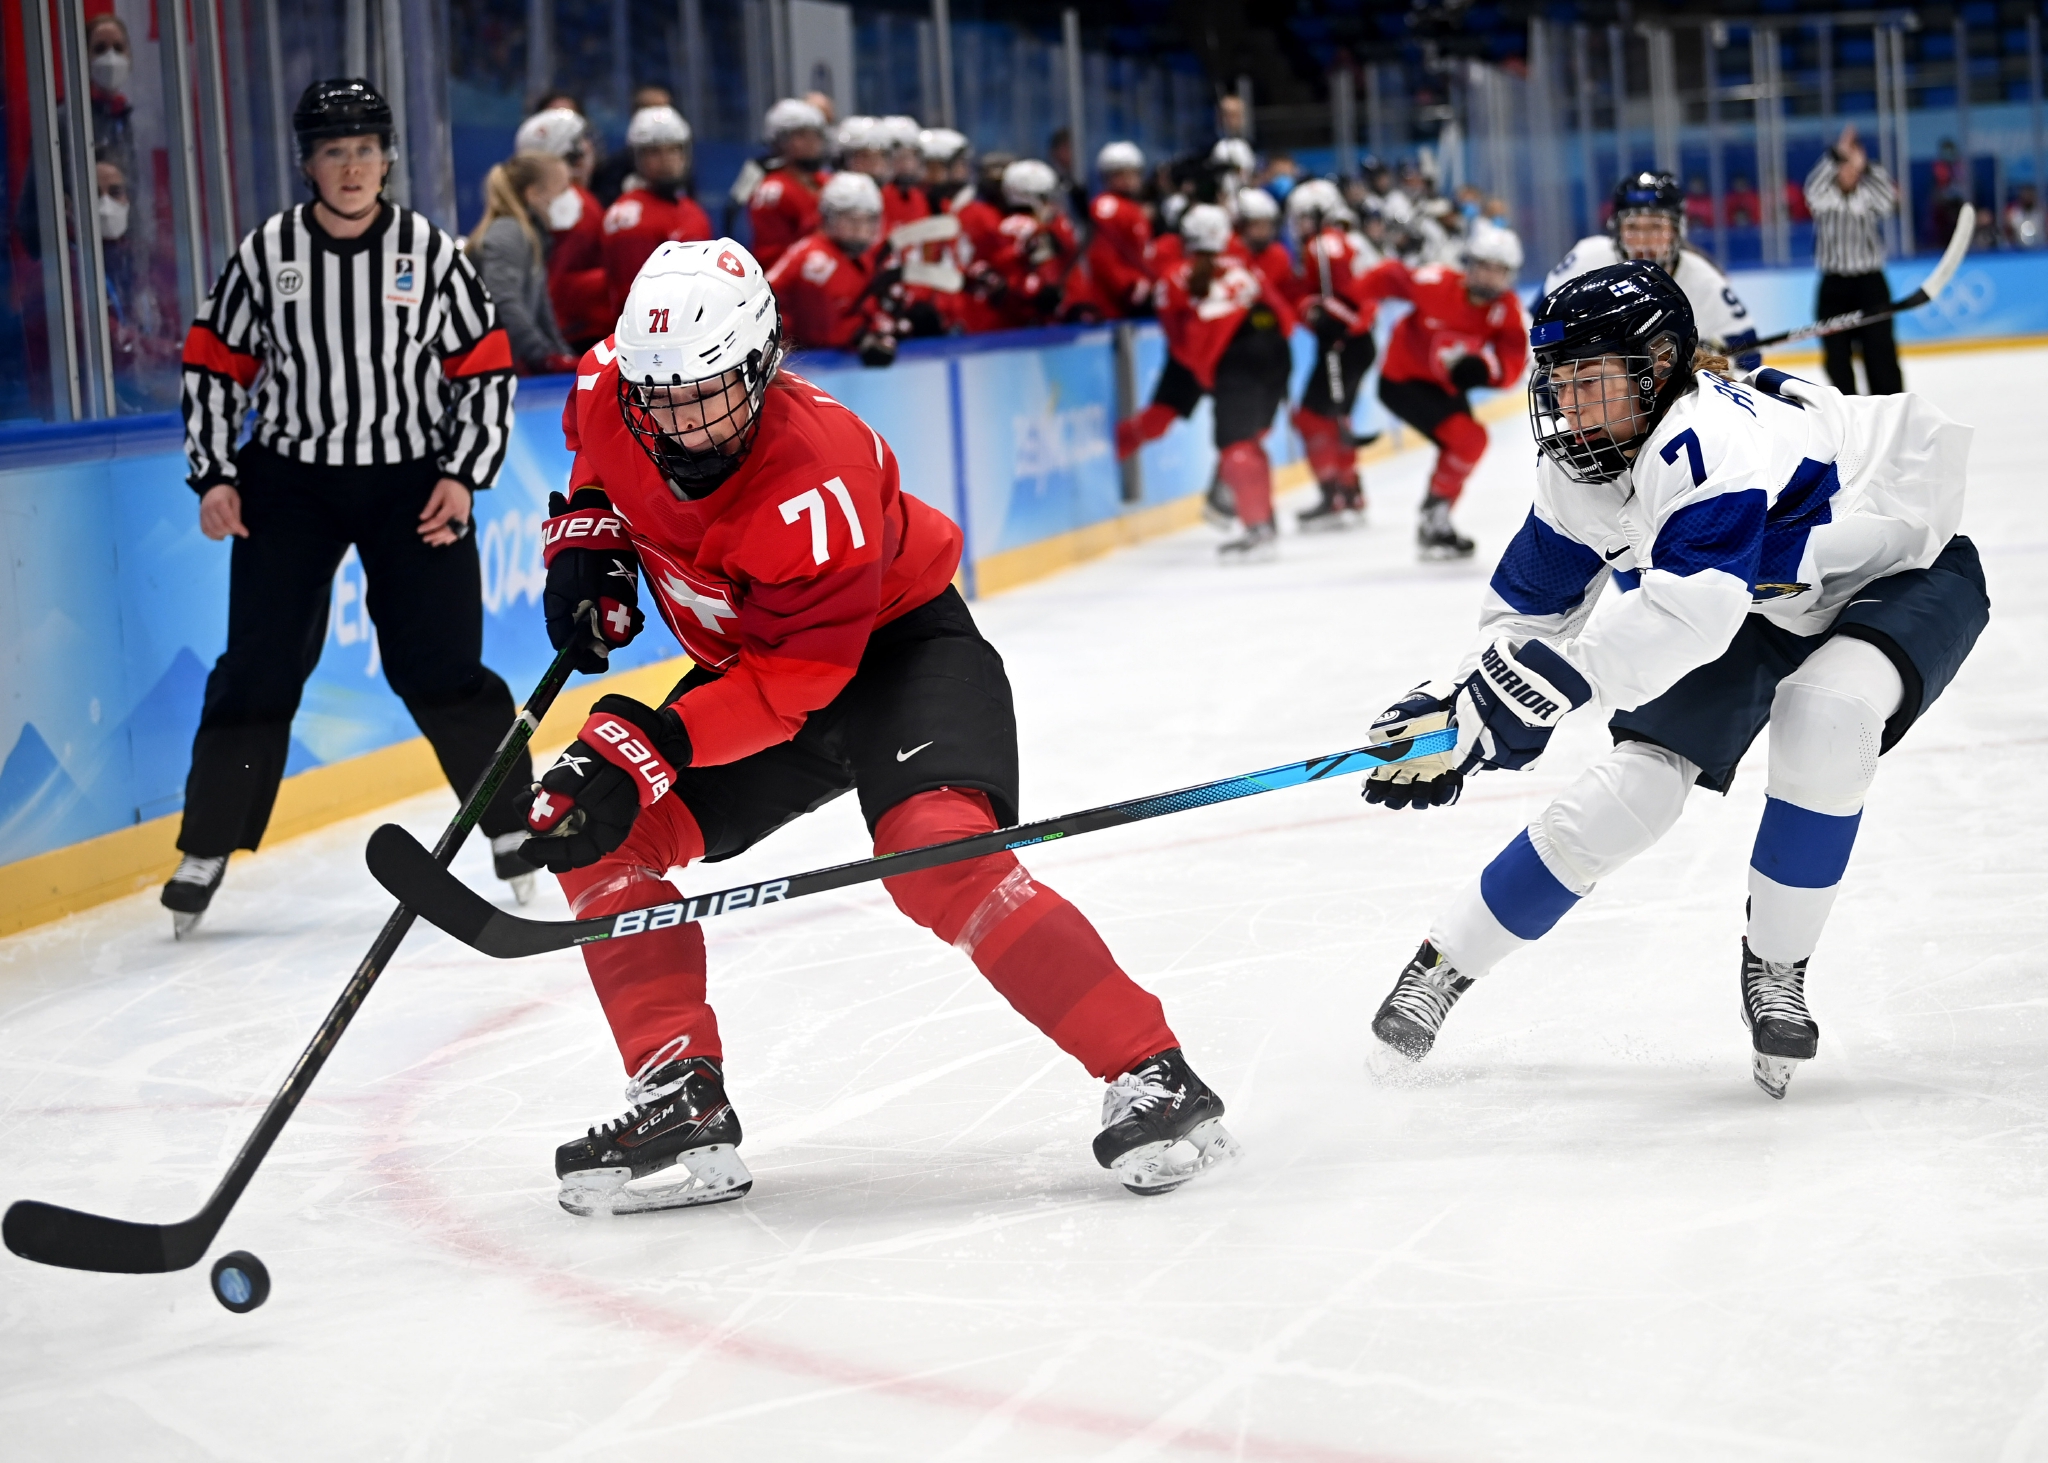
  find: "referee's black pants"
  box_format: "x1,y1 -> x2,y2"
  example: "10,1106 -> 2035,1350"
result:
177,444 -> 533,856
1817,271 -> 1903,396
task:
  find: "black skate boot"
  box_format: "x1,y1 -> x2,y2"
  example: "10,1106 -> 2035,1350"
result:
1093,1047 -> 1240,1195
1416,495 -> 1475,561
161,854 -> 228,939
555,1050 -> 752,1215
1218,520 -> 1278,563
490,831 -> 537,905
1370,940 -> 1474,1062
1740,939 -> 1819,1100
1296,481 -> 1362,532
1202,471 -> 1237,530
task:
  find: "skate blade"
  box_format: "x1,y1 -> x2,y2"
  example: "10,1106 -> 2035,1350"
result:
1417,543 -> 1475,563
1218,542 -> 1278,565
1751,1052 -> 1805,1101
171,911 -> 203,940
1295,515 -> 1358,534
1110,1118 -> 1240,1196
506,872 -> 536,906
558,1144 -> 754,1217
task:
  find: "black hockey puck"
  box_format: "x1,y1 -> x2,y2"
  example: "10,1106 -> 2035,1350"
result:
209,1251 -> 270,1313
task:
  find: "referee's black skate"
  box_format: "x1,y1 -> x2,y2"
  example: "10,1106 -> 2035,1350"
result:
555,1048 -> 752,1216
1741,939 -> 1819,1100
1371,940 -> 1473,1062
1093,1048 -> 1239,1194
1416,495 -> 1475,561
161,854 -> 228,939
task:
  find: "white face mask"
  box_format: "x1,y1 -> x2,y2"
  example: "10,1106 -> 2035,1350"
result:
90,48 -> 130,93
97,193 -> 129,241
546,187 -> 582,230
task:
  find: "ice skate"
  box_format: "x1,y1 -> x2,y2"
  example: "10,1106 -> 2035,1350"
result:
1370,940 -> 1473,1063
1740,939 -> 1818,1100
161,854 -> 228,939
1218,520 -> 1277,563
1202,474 -> 1237,531
1416,495 -> 1474,561
1296,482 -> 1365,532
1093,1047 -> 1239,1195
490,831 -> 537,905
555,1050 -> 752,1216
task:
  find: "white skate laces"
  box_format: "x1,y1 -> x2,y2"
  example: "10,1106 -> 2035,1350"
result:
1386,956 -> 1466,1030
1744,960 -> 1808,1022
169,854 -> 227,886
1100,1066 -> 1181,1128
619,1035 -> 693,1111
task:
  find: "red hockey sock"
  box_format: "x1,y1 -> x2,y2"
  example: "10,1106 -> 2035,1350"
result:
555,795 -> 721,1075
876,789 -> 1176,1079
1427,413 -> 1487,504
1291,407 -> 1355,489
1218,439 -> 1274,527
1116,403 -> 1179,460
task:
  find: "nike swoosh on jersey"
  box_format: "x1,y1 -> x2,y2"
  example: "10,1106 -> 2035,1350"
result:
1603,544 -> 1630,562
896,741 -> 934,762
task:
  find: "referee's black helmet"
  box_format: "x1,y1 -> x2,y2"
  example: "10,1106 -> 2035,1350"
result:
293,79 -> 394,157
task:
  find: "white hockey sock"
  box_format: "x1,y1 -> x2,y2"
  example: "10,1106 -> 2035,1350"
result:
1747,637 -> 1902,964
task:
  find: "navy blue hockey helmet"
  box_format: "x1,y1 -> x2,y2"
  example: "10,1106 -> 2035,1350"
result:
1526,261 -> 1698,485
1608,169 -> 1686,269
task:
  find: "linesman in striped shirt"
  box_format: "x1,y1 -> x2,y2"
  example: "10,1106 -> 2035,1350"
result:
1806,123 -> 1903,395
163,78 -> 533,934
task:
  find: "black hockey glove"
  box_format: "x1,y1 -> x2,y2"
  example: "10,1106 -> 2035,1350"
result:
1447,354 -> 1492,393
519,694 -> 691,873
857,331 -> 899,368
1308,303 -> 1350,347
542,488 -> 645,675
1362,681 -> 1466,810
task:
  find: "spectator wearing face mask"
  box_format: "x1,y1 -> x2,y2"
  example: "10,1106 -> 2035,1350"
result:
468,153 -> 577,375
95,150 -> 171,409
86,14 -> 134,166
600,106 -> 711,318
516,106 -> 610,353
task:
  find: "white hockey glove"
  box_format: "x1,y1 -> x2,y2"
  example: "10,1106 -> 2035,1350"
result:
1455,637 -> 1592,774
1362,680 -> 1466,810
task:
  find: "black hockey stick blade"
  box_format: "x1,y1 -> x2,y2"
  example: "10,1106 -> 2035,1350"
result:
1746,204 -> 1975,350
3,1200 -> 213,1274
4,643 -> 583,1276
371,728 -> 1459,960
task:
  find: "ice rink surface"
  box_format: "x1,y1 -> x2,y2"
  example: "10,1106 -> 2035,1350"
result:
4,348 -> 2046,1461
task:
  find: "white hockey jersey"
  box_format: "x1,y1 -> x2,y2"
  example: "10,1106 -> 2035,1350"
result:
1543,237 -> 1761,367
1470,369 -> 1971,714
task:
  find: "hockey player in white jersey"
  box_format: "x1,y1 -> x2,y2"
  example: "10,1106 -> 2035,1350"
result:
1359,262 -> 1986,1098
1545,172 -> 1762,371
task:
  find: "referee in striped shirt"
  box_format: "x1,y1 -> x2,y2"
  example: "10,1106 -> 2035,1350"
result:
163,78 -> 534,933
1806,123 -> 1903,395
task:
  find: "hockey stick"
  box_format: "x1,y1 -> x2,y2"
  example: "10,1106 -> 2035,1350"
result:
2,643 -> 581,1275
1745,204 -> 1976,351
363,727 -> 1460,961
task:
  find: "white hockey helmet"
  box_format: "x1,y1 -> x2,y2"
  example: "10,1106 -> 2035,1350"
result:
1233,187 -> 1279,223
1285,178 -> 1344,231
1095,139 -> 1144,175
879,115 -> 922,151
1180,202 -> 1233,254
1464,219 -> 1524,271
614,239 -> 784,497
1210,137 -> 1255,175
763,97 -> 827,144
918,126 -> 969,164
819,170 -> 883,218
1002,158 -> 1060,208
834,114 -> 881,156
626,105 -> 691,150
514,106 -> 587,159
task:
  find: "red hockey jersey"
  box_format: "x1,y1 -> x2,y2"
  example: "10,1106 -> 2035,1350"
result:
1360,260 -> 1528,391
562,345 -> 962,767
880,180 -> 931,233
1061,191 -> 1153,320
765,231 -> 887,351
601,189 -> 714,318
1291,227 -> 1380,337
1155,254 -> 1296,388
747,165 -> 827,271
547,185 -> 612,347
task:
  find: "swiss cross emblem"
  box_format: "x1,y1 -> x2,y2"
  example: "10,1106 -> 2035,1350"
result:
717,250 -> 746,278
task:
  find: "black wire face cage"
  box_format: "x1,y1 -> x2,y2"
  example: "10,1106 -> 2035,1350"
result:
618,334 -> 785,501
1527,345 -> 1669,485
1612,207 -> 1684,271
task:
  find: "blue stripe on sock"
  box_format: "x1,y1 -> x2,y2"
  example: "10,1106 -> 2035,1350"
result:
1478,829 -> 1582,940
1750,797 -> 1862,890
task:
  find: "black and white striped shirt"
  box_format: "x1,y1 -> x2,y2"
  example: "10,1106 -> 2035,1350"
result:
1805,154 -> 1897,277
180,204 -> 515,490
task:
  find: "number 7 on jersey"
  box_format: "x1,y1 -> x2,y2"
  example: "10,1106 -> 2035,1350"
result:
780,477 -> 868,565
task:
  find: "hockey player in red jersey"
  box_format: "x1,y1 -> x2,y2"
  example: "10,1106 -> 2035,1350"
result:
764,173 -> 900,364
1114,204 -> 1296,562
1360,220 -> 1528,559
516,107 -> 610,352
1059,141 -> 1154,323
521,239 -> 1238,1215
1286,180 -> 1383,532
600,108 -> 713,319
982,159 -> 1077,329
1231,187 -> 1292,297
746,99 -> 830,271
